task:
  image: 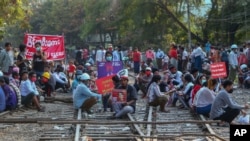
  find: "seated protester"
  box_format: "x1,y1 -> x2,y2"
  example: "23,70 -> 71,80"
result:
9,71 -> 20,88
244,64 -> 250,88
138,67 -> 153,98
0,71 -> 6,112
134,70 -> 145,92
191,75 -> 206,106
20,71 -> 45,112
9,81 -> 21,108
210,80 -> 249,125
85,55 -> 95,66
172,73 -> 194,109
147,75 -> 170,113
44,65 -> 56,92
191,68 -> 200,82
169,65 -> 183,88
193,81 -> 216,117
140,61 -> 148,71
102,75 -> 120,112
41,72 -> 53,97
238,64 -> 248,88
73,73 -> 102,114
54,65 -> 69,93
85,63 -> 93,75
0,76 -> 17,110
109,75 -> 138,119
72,70 -> 83,95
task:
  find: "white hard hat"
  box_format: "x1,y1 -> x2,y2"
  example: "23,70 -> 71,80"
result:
231,44 -> 238,49
85,63 -> 91,66
80,73 -> 90,80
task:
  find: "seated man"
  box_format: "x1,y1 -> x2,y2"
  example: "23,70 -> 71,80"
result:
54,65 -> 69,93
109,75 -> 138,119
147,75 -> 170,112
138,67 -> 153,98
210,80 -> 249,125
173,74 -> 193,109
73,73 -> 102,114
0,72 -> 6,112
20,71 -> 45,112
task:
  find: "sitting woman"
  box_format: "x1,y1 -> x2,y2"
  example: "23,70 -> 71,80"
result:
191,75 -> 207,107
147,75 -> 170,113
172,73 -> 194,109
53,65 -> 69,93
193,79 -> 217,117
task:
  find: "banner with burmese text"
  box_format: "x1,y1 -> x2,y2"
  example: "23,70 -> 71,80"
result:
24,34 -> 65,60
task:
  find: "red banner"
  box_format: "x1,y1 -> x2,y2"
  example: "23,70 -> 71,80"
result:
210,62 -> 227,79
95,75 -> 114,94
24,34 -> 65,60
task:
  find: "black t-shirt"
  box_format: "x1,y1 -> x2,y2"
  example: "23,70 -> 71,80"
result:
118,85 -> 138,110
17,53 -> 28,72
33,54 -> 44,72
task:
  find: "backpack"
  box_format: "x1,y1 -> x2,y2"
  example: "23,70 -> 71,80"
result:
2,84 -> 17,110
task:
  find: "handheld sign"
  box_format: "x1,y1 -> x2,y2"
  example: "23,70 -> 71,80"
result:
112,89 -> 127,103
95,75 -> 114,94
210,62 -> 227,79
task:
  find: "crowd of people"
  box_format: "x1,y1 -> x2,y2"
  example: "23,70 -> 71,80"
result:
0,41 -> 250,125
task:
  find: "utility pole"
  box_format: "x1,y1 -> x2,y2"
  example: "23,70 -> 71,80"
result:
187,0 -> 192,48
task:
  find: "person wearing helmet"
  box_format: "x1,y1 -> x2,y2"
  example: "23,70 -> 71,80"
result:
73,73 -> 102,114
228,44 -> 239,82
71,70 -> 83,97
41,72 -> 54,97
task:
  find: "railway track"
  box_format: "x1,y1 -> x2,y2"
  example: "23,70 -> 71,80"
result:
2,73 -> 248,141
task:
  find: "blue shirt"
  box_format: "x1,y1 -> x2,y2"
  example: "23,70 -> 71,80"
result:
0,87 -> 6,112
20,79 -> 39,96
73,83 -> 101,109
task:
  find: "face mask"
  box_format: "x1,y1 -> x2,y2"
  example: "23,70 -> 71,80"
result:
36,47 -> 41,52
106,56 -> 112,61
42,77 -> 48,83
201,79 -> 206,85
31,77 -> 37,82
145,71 -> 151,75
228,89 -> 234,93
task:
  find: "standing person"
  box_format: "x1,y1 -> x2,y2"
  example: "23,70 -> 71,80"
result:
0,42 -> 14,76
238,48 -> 247,66
210,80 -> 249,125
156,48 -> 164,70
75,47 -> 82,65
228,44 -> 239,82
169,43 -> 178,69
220,48 -> 229,77
181,47 -> 189,72
32,42 -> 46,79
245,42 -> 250,65
67,60 -> 76,80
145,48 -> 155,66
112,47 -> 121,61
20,71 -> 45,112
133,47 -> 141,75
109,75 -> 138,119
16,44 -> 29,75
95,46 -> 106,63
191,43 -> 204,73
205,41 -> 211,56
73,73 -> 102,114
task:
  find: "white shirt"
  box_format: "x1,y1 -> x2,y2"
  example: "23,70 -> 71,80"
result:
112,50 -> 120,61
182,50 -> 188,60
228,51 -> 238,66
96,49 -> 103,62
191,47 -> 204,58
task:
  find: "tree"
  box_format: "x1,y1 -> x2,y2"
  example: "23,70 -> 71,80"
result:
0,0 -> 30,40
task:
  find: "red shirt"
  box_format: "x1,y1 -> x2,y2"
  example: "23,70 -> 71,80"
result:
191,84 -> 201,103
169,48 -> 178,59
68,64 -> 76,73
133,51 -> 141,62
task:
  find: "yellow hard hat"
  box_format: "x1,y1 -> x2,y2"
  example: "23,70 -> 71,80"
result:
42,72 -> 50,79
